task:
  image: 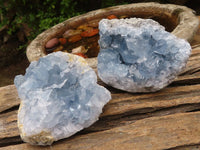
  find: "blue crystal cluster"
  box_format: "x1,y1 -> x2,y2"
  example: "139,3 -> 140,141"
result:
14,52 -> 111,145
98,18 -> 191,92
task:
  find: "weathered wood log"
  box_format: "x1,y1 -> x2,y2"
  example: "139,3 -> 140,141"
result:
1,112 -> 200,150
1,82 -> 200,138
0,85 -> 20,113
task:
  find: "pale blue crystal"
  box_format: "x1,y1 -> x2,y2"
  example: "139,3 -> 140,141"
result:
14,52 -> 111,145
98,18 -> 191,92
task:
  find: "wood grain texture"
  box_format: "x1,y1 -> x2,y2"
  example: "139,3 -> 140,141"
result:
0,85 -> 20,113
0,17 -> 200,150
2,112 -> 200,150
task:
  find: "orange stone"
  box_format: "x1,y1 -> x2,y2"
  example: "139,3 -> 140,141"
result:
107,15 -> 117,20
68,35 -> 82,43
81,28 -> 99,37
59,38 -> 67,45
74,53 -> 87,58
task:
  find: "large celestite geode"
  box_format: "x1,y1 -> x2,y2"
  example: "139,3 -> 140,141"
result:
14,52 -> 111,145
98,18 -> 191,93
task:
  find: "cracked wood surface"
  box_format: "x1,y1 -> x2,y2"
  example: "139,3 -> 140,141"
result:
2,112 -> 200,150
0,17 -> 200,150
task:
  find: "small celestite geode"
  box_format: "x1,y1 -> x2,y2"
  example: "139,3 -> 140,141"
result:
97,18 -> 191,93
14,52 -> 111,145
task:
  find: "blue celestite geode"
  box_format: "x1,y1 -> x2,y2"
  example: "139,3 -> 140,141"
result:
98,18 -> 191,92
14,52 -> 111,145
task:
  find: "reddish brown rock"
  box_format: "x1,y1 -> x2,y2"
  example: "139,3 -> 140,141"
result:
58,38 -> 67,45
107,15 -> 118,19
68,35 -> 82,43
74,53 -> 87,58
45,38 -> 59,49
81,28 -> 99,37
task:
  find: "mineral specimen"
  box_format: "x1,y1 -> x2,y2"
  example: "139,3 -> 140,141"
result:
58,38 -> 67,45
98,18 -> 191,92
81,28 -> 99,37
68,34 -> 82,43
14,52 -> 111,145
45,38 -> 59,49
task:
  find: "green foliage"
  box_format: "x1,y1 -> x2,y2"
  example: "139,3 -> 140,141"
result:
0,0 -> 80,39
101,0 -> 128,8
0,0 -> 170,53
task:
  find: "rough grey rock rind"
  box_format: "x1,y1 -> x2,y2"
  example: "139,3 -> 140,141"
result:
14,52 -> 111,145
98,18 -> 191,93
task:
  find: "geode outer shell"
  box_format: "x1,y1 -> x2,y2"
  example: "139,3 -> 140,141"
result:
97,18 -> 191,93
14,52 -> 111,145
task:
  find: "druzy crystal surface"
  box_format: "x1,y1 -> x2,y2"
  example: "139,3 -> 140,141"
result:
14,52 -> 111,145
98,18 -> 191,92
